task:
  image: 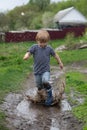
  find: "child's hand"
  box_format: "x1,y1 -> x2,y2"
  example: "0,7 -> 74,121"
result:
23,52 -> 31,60
59,63 -> 63,69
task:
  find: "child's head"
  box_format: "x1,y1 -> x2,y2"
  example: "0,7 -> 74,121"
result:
36,30 -> 50,47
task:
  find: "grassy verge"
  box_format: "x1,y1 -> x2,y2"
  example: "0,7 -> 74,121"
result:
0,42 -> 34,103
65,71 -> 87,130
51,48 -> 87,67
59,48 -> 87,66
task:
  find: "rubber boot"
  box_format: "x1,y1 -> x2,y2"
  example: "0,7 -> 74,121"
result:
45,88 -> 53,106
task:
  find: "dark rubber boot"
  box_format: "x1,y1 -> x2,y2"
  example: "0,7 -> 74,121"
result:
45,88 -> 53,106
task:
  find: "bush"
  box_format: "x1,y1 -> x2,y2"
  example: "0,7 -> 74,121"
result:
65,33 -> 82,50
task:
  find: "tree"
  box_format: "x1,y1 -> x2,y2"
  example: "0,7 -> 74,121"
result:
29,0 -> 50,11
1,0 -> 87,31
0,13 -> 9,31
29,15 -> 42,29
42,12 -> 55,28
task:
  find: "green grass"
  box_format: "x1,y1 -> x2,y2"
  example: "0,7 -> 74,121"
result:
0,111 -> 9,130
65,71 -> 87,130
0,38 -> 87,130
66,71 -> 87,95
59,48 -> 87,66
50,48 -> 87,67
49,39 -> 64,48
0,42 -> 33,103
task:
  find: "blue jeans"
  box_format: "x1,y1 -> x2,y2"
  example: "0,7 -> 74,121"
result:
35,72 -> 50,89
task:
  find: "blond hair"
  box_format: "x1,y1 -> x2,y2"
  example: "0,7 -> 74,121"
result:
36,30 -> 50,43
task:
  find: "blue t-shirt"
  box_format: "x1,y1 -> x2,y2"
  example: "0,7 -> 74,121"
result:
28,44 -> 55,75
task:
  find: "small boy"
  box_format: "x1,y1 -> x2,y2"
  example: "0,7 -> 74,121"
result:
23,30 -> 63,106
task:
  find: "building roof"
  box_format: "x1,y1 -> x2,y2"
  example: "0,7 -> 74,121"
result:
54,7 -> 87,25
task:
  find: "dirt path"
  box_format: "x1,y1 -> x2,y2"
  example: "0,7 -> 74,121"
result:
0,66 -> 85,130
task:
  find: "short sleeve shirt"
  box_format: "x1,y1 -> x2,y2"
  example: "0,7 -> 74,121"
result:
28,44 -> 55,75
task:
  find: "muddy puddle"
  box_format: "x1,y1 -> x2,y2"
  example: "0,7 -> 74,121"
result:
0,67 -> 84,130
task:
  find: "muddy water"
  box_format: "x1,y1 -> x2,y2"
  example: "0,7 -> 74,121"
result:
0,67 -> 83,130
1,94 -> 80,130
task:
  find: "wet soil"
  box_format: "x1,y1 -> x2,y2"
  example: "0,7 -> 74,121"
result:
0,66 -> 86,130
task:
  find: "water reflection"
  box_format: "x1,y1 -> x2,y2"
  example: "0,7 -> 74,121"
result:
16,99 -> 37,120
51,118 -> 60,130
61,99 -> 72,111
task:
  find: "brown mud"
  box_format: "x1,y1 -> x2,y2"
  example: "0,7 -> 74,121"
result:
0,65 -> 86,130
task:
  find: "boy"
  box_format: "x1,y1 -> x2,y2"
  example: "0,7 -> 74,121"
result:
23,30 -> 63,106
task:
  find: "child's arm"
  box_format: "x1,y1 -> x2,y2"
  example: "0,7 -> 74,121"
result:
54,53 -> 63,69
23,52 -> 31,60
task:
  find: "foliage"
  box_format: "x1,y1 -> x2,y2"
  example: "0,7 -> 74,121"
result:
29,0 -> 50,11
42,11 -> 55,28
64,30 -> 87,50
0,13 -> 9,32
64,33 -> 76,50
81,28 -> 87,42
75,0 -> 87,17
29,14 -> 43,29
0,0 -> 87,30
